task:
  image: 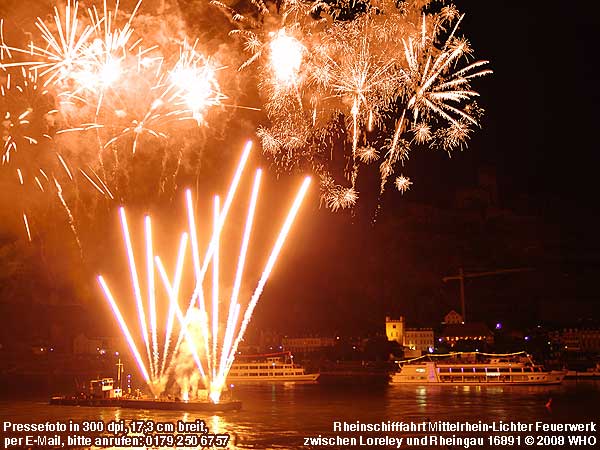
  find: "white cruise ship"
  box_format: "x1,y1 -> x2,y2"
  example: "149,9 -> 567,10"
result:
226,353 -> 320,383
390,352 -> 565,385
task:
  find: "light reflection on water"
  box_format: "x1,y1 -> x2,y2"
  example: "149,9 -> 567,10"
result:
1,381 -> 598,449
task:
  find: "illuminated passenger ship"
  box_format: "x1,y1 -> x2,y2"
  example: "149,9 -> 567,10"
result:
390,352 -> 565,385
226,352 -> 320,383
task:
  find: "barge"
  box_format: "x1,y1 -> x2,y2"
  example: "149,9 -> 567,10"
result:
50,377 -> 241,412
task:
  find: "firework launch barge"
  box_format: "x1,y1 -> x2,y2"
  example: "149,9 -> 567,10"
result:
49,378 -> 242,412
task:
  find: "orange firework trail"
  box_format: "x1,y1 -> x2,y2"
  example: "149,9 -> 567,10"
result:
98,141 -> 311,401
22,213 -> 32,242
57,154 -> 73,181
221,176 -> 311,386
154,232 -> 188,377
119,207 -> 152,378
173,141 -> 252,369
212,196 -> 220,381
218,169 -> 261,379
79,168 -> 106,196
53,177 -> 82,253
144,216 -> 159,380
98,275 -> 151,383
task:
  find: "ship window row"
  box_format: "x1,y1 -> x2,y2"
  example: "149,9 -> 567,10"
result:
233,365 -> 293,370
228,371 -> 304,376
437,367 -> 543,373
437,375 -> 546,381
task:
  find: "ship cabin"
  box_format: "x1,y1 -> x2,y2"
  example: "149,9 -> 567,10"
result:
89,378 -> 121,398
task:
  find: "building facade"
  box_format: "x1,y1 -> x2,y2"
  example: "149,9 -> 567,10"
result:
403,328 -> 434,352
282,336 -> 335,353
443,310 -> 464,325
439,323 -> 494,347
550,328 -> 600,353
386,317 -> 433,356
385,316 -> 405,344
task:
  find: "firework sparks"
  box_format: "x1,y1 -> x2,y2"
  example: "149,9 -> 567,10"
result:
219,169 -> 261,383
357,145 -> 379,164
1,0 -> 234,254
269,29 -> 304,87
1,70 -> 45,164
327,185 -> 358,212
98,142 -> 311,402
57,154 -> 74,180
169,40 -> 226,124
154,232 -> 188,377
145,216 -> 159,380
119,207 -> 152,376
79,168 -> 106,196
231,0 -> 491,207
34,176 -> 44,192
1,0 -> 226,150
53,177 -> 82,252
211,195 -> 220,381
219,176 -> 311,399
22,213 -> 32,241
98,275 -> 151,383
395,174 -> 412,194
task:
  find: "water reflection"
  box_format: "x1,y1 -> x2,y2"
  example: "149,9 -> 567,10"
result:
211,415 -> 220,433
0,381 -> 598,449
415,386 -> 427,412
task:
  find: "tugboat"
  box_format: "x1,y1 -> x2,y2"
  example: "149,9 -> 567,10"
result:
50,377 -> 121,407
50,360 -> 242,412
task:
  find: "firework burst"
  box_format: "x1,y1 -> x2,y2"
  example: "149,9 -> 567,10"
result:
0,69 -> 51,164
1,0 -> 226,153
168,40 -> 227,125
269,29 -> 304,87
1,0 -> 230,241
395,174 -> 412,194
227,0 -> 491,208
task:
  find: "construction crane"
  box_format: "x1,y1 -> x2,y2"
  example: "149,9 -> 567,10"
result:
442,267 -> 533,322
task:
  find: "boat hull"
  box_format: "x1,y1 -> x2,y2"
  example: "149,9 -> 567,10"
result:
227,373 -> 319,383
50,397 -> 242,412
390,377 -> 565,385
50,397 -> 120,407
120,399 -> 242,412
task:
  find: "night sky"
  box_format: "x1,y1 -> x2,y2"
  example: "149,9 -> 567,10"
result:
258,0 -> 600,333
445,0 -> 600,278
1,0 -> 599,347
459,1 -> 600,199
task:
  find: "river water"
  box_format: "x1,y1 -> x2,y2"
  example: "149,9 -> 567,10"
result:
1,381 -> 599,449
